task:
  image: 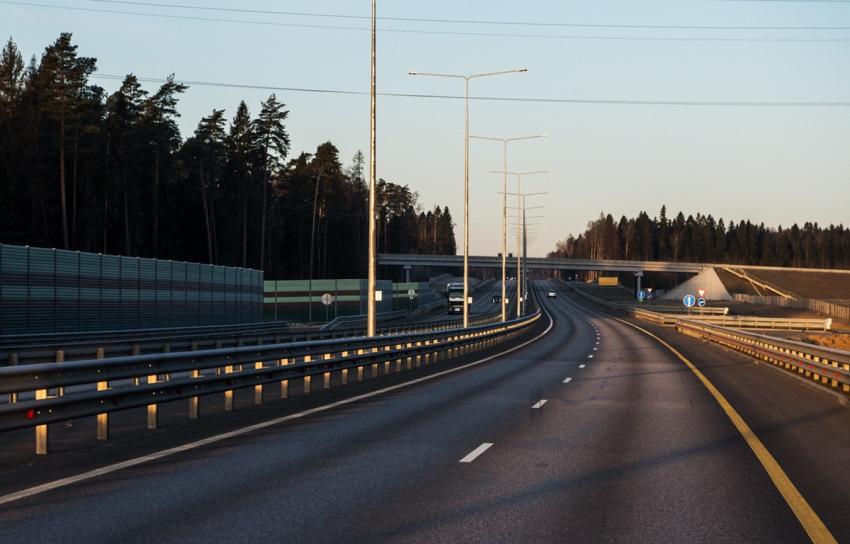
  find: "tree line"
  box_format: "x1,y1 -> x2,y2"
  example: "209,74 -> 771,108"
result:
0,34 -> 456,279
549,206 -> 850,270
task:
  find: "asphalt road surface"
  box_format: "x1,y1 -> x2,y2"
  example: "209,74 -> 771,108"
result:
1,280 -> 848,543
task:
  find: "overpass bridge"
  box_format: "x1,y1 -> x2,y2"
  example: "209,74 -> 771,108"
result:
378,253 -> 709,274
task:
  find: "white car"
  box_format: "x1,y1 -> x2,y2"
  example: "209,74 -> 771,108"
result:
547,290 -> 556,298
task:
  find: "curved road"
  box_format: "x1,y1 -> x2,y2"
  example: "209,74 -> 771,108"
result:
1,280 -> 848,542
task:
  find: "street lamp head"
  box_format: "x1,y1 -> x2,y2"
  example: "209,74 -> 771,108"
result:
518,68 -> 528,72
408,71 -> 418,75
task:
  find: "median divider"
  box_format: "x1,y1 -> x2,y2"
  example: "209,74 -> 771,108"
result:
0,310 -> 541,454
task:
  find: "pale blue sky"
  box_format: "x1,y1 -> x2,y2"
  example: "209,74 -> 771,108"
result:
3,1 -> 849,257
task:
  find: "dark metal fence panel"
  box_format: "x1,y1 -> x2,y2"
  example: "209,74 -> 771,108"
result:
186,262 -> 201,327
0,245 -> 28,335
0,244 -> 264,335
79,251 -> 102,332
102,254 -> 122,331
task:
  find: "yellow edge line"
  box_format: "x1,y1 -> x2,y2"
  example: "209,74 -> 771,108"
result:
613,315 -> 836,544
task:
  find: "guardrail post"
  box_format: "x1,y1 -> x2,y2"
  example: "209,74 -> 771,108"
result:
406,343 -> 412,370
8,353 -> 17,403
255,361 -> 264,404
96,348 -> 109,440
323,352 -> 333,389
395,344 -> 403,372
132,345 -> 141,385
304,355 -> 312,393
279,358 -> 289,399
35,387 -> 48,454
224,365 -> 235,410
844,363 -> 850,393
341,351 -> 349,385
147,368 -> 159,429
372,348 -> 379,378
55,350 -> 65,396
189,342 -> 200,419
384,346 -> 392,375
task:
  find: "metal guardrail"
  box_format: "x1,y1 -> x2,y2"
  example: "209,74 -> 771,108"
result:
0,321 -> 289,349
677,319 -> 850,395
571,288 -> 831,331
627,306 -> 729,316
321,310 -> 408,331
0,310 -> 542,454
629,308 -> 832,331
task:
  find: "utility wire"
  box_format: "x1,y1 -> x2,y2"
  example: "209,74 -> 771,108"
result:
83,0 -> 850,31
4,1 -> 850,41
92,74 -> 850,107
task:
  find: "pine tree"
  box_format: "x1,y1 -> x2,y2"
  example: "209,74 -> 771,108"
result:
37,33 -> 97,249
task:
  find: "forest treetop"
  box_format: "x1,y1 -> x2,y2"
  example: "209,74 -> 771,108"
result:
551,206 -> 850,270
0,34 -> 457,280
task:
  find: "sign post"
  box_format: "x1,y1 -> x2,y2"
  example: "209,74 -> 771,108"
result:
683,294 -> 696,317
321,293 -> 333,323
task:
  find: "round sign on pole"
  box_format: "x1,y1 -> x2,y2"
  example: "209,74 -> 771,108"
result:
697,298 -> 706,307
638,290 -> 646,301
408,289 -> 416,300
683,295 -> 696,307
321,293 -> 333,306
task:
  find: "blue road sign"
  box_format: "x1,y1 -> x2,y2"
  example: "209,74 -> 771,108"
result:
683,295 -> 696,307
638,290 -> 646,300
698,298 -> 706,307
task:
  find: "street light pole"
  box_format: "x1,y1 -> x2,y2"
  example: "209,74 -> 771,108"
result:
507,193 -> 545,314
473,134 -> 547,322
409,69 -> 526,327
490,170 -> 551,316
367,0 -> 377,337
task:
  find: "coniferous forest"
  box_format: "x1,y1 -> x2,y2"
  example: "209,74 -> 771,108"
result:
549,207 -> 850,270
0,34 -> 457,280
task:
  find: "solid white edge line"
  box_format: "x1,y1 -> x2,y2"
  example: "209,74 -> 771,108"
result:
460,442 -> 494,463
532,399 -> 548,409
1,289 -> 557,506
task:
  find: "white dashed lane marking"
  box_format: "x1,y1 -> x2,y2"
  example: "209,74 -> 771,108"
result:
460,443 -> 494,463
532,400 -> 548,409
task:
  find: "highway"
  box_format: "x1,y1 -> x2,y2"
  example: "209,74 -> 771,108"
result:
1,280 -> 849,542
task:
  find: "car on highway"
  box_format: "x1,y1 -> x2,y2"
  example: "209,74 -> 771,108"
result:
547,290 -> 557,298
492,295 -> 502,303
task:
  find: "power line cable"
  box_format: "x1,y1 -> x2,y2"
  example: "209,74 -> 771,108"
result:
92,74 -> 850,107
83,0 -> 850,30
4,1 -> 850,41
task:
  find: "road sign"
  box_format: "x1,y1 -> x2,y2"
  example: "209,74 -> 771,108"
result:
683,295 -> 696,307
637,290 -> 646,300
698,298 -> 706,307
647,293 -> 653,300
697,289 -> 706,299
321,294 -> 333,306
646,288 -> 654,294
408,289 -> 416,300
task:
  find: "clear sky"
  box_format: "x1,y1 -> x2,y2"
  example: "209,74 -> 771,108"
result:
3,0 -> 849,258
